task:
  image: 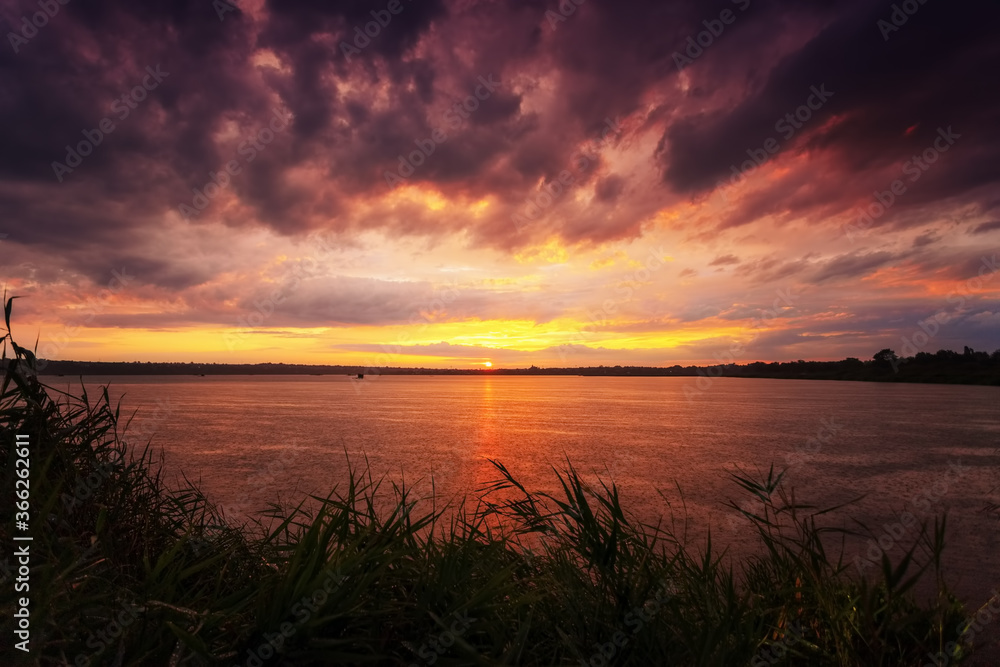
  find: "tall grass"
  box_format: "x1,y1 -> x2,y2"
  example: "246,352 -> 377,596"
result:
0,297 -> 984,665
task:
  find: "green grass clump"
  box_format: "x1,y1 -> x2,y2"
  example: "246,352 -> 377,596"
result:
0,297 -> 983,665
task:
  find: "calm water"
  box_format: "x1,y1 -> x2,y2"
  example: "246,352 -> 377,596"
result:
55,375 -> 1000,603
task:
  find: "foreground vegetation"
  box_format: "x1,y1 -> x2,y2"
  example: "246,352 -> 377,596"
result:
0,301 -> 993,665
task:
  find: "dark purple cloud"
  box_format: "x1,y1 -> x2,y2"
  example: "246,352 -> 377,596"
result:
0,0 -> 997,364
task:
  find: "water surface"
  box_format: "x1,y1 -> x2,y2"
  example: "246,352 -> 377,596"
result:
56,375 -> 1000,604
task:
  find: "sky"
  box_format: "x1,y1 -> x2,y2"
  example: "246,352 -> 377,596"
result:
1,0 -> 998,369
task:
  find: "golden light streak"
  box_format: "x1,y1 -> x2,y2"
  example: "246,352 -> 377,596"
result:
514,238 -> 569,264
380,185 -> 495,216
20,311 -> 764,365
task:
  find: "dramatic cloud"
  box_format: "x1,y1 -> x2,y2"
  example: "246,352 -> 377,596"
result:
1,0 -> 998,366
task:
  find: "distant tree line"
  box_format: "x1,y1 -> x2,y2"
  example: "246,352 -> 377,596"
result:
34,347 -> 1000,385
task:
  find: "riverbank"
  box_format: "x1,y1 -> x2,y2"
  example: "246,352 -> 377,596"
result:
33,346 -> 1000,387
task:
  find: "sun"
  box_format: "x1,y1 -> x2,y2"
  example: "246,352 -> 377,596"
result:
483,361 -> 493,368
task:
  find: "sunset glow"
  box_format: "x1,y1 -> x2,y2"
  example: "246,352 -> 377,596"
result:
3,3 -> 1000,662
1,0 -> 997,368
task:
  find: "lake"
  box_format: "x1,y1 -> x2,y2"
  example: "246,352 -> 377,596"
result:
52,374 -> 1000,604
